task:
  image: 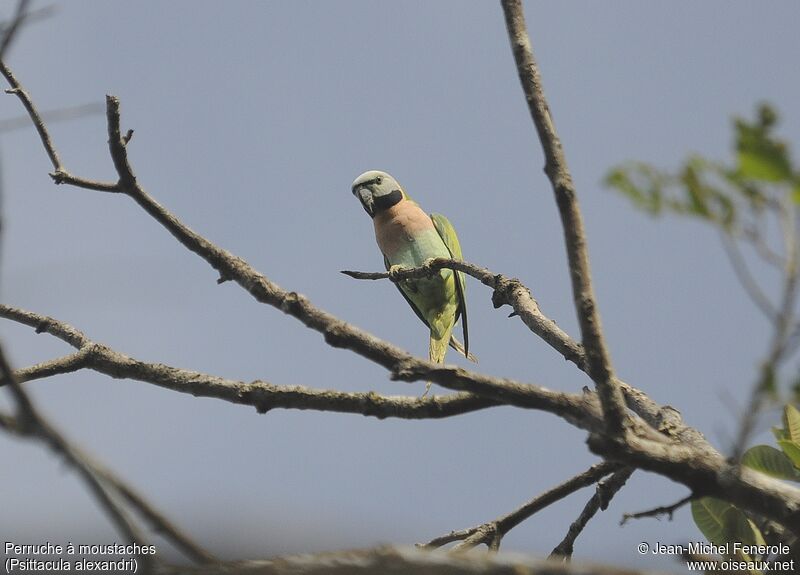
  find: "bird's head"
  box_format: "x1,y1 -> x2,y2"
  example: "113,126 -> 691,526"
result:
351,170 -> 405,217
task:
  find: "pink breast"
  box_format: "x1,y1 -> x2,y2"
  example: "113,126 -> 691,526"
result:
373,201 -> 435,258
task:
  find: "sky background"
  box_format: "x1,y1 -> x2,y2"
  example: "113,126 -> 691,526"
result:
1,1 -> 799,573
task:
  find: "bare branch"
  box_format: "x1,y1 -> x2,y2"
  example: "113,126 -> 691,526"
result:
720,231 -> 776,320
343,259 -> 584,367
0,344 -> 217,566
0,62 -> 63,172
620,494 -> 693,526
15,351 -> 90,382
500,0 -> 626,434
421,461 -> 620,552
733,196 -> 800,460
0,304 -> 508,422
0,344 -> 155,569
550,468 -> 634,560
0,0 -> 30,61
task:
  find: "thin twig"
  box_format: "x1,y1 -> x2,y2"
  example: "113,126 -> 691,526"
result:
500,0 -> 626,435
549,468 -> 634,560
0,0 -> 29,61
732,195 -> 800,461
741,223 -> 785,269
0,58 -> 116,190
421,461 -> 620,552
720,231 -> 776,320
619,494 -> 693,526
15,350 -> 90,382
0,60 -> 62,172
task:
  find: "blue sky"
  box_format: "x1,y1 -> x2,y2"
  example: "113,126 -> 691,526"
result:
1,2 -> 799,572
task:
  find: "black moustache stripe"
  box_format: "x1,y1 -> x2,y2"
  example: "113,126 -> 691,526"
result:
374,189 -> 403,211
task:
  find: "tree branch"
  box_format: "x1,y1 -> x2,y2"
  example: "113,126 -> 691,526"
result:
421,461 -> 620,552
0,304 -> 515,422
720,231 -> 776,320
0,344 -> 157,572
0,0 -> 30,61
500,0 -> 626,435
550,468 -> 634,560
619,494 -> 693,526
733,195 -> 800,460
15,351 -> 90,382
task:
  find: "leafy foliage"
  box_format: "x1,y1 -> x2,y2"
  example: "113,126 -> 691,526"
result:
605,104 -> 799,234
692,404 -> 800,571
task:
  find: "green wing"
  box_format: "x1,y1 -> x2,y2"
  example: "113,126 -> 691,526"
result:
430,213 -> 469,357
383,254 -> 429,327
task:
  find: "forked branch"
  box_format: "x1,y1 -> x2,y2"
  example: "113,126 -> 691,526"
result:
421,462 -> 621,552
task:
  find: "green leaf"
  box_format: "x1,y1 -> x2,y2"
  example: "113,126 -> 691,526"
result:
692,497 -> 736,546
604,166 -> 663,215
735,106 -> 793,183
723,506 -> 764,550
772,425 -> 788,442
784,405 -> 800,442
742,445 -> 800,481
777,440 -> 800,468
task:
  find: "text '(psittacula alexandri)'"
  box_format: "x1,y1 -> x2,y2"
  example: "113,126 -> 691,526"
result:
351,170 -> 474,375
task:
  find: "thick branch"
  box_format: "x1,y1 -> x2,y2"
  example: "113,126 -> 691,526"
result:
500,0 -> 626,435
589,431 -> 800,536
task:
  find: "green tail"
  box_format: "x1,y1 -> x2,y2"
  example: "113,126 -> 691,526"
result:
429,330 -> 450,364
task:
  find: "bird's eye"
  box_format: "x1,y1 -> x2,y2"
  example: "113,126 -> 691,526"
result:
376,177 -> 383,185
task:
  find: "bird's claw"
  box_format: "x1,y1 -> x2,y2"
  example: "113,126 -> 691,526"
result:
388,265 -> 406,282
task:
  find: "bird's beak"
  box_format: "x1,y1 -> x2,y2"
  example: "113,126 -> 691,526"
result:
355,187 -> 374,217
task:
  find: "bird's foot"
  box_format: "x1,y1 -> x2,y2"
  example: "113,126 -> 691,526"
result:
388,265 -> 406,282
